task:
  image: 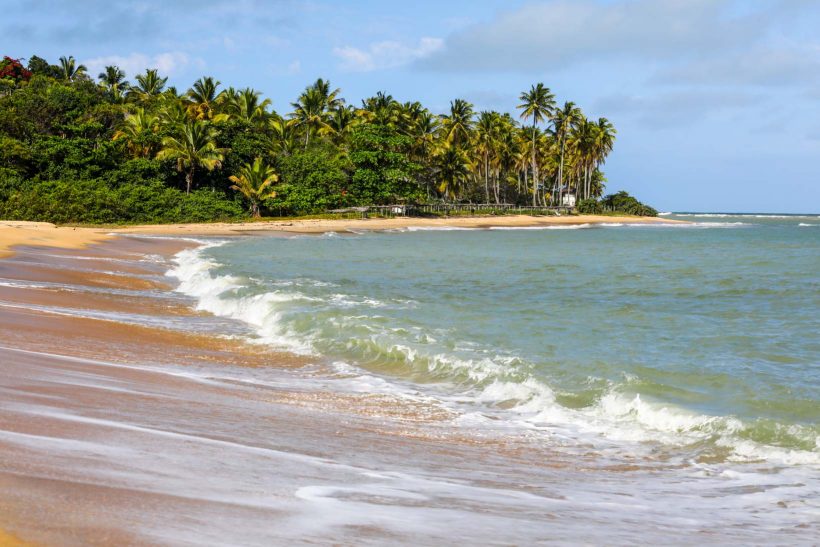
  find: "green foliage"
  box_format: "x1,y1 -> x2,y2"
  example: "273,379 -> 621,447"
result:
576,198 -> 603,214
273,147 -> 351,215
601,191 -> 658,216
0,178 -> 243,224
348,124 -> 422,204
27,56 -> 62,79
0,57 -> 648,224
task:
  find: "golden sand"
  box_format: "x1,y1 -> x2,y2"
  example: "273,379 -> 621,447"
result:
1,215 -> 681,258
113,213 -> 681,236
0,222 -> 111,259
0,529 -> 30,547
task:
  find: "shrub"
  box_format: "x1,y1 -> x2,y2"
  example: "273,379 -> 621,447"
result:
576,198 -> 602,214
0,178 -> 245,224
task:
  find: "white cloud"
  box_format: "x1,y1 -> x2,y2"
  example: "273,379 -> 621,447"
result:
595,90 -> 764,129
653,46 -> 820,87
82,51 -> 193,79
419,0 -> 800,73
333,37 -> 443,72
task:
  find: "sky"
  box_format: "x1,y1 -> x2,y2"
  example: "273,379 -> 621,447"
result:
4,0 -> 820,213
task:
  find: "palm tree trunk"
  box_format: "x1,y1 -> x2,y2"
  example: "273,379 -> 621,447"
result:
484,152 -> 490,204
531,122 -> 538,207
558,138 -> 565,207
186,168 -> 194,195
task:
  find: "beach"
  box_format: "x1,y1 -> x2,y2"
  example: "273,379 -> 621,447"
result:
0,215 -> 817,545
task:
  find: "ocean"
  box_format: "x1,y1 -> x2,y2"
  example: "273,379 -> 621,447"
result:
167,213 -> 820,541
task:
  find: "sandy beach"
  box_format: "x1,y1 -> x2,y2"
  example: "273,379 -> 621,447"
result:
1,214 -> 679,258
0,234 -> 578,545
1,215 -> 814,545
0,215 -> 667,545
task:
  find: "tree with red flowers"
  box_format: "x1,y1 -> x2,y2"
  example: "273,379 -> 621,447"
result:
0,56 -> 33,82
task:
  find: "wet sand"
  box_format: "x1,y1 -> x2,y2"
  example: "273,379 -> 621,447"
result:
0,238 -> 570,544
0,232 -> 814,545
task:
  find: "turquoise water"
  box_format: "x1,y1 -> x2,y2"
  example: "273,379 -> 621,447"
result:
172,214 -> 819,465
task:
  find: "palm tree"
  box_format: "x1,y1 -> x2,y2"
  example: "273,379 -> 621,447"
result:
475,111 -> 500,203
98,65 -> 128,101
517,83 -> 555,206
129,69 -> 168,101
570,116 -> 596,200
186,76 -> 221,120
592,117 -> 616,199
409,109 -> 440,197
359,91 -> 400,127
436,146 -> 471,201
59,56 -> 87,81
225,88 -> 272,125
229,157 -> 279,217
270,117 -> 299,157
156,96 -> 189,129
311,78 -> 344,111
441,98 -> 474,148
290,87 -> 329,148
113,108 -> 158,158
494,114 -> 520,204
552,101 -> 583,205
327,105 -> 358,144
156,120 -> 224,194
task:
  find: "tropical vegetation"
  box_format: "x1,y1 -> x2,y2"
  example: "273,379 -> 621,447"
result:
0,54 -> 655,223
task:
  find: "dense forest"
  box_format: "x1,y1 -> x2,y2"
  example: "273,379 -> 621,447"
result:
0,55 -> 656,223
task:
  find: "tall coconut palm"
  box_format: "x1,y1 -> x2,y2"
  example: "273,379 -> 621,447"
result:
129,69 -> 168,101
311,78 -> 344,111
229,157 -> 279,217
270,117 -> 299,157
98,65 -> 128,101
475,111 -> 501,203
406,110 -> 440,197
186,76 -> 221,120
552,101 -> 583,205
592,117 -> 616,199
156,96 -> 189,129
441,99 -> 474,148
327,105 -> 358,144
58,56 -> 87,81
517,83 -> 555,206
570,116 -> 597,200
156,120 -> 224,194
359,91 -> 400,127
436,145 -> 471,202
494,114 -> 520,203
113,108 -> 158,158
289,87 -> 330,148
225,88 -> 272,125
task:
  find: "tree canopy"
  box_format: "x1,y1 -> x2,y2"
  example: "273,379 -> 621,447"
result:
0,53 -> 654,224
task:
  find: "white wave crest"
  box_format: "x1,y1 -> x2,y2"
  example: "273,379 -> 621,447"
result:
167,243 -> 314,354
489,224 -> 592,230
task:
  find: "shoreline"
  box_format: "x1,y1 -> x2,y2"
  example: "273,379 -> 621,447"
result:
1,214 -> 682,257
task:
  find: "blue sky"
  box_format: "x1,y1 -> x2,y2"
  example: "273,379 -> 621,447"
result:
4,0 -> 820,212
